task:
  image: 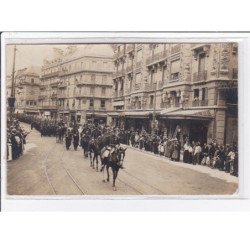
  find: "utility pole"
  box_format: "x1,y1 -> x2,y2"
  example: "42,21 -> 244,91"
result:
152,81 -> 157,131
8,45 -> 17,116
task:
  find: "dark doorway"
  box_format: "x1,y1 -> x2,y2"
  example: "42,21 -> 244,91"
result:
189,121 -> 208,144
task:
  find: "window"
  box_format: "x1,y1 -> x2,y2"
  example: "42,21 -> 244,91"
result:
170,60 -> 180,80
82,98 -> 86,104
150,95 -> 154,105
135,73 -> 142,85
102,75 -> 107,83
103,62 -> 108,70
101,87 -> 106,96
91,74 -> 96,83
201,88 -> 208,100
34,101 -> 37,106
92,61 -> 97,69
89,98 -> 94,108
100,100 -> 105,108
31,78 -> 34,84
198,53 -> 206,72
194,89 -> 199,99
90,87 -> 95,95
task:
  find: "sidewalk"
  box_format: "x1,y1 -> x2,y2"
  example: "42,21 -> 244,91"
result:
122,144 -> 238,184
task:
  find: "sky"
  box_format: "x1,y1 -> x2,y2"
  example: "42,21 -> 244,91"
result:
6,44 -> 68,76
6,44 -> 115,76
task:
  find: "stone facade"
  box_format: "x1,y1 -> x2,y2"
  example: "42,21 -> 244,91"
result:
39,45 -> 114,123
14,67 -> 41,115
112,43 -> 238,145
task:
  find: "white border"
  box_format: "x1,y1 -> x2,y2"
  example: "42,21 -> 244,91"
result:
1,32 -> 250,211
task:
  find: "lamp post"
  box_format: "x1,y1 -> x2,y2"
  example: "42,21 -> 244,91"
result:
8,45 -> 17,117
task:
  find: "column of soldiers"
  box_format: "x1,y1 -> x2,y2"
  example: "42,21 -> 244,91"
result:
13,114 -> 238,177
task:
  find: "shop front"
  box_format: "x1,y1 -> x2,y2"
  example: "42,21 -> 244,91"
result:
161,109 -> 214,144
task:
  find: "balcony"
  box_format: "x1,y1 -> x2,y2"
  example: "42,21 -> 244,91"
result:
57,93 -> 67,99
38,95 -> 46,100
192,99 -> 208,107
126,44 -> 135,53
146,51 -> 167,66
51,93 -> 57,99
50,82 -> 59,88
169,73 -> 180,82
99,107 -> 106,111
233,68 -> 238,79
193,71 -> 207,82
160,102 -> 171,109
58,82 -> 67,88
171,44 -> 181,54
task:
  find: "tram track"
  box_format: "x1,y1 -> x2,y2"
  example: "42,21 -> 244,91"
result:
42,142 -> 86,195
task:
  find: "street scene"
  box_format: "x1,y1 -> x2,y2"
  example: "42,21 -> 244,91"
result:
5,42 -> 238,195
7,122 -> 237,195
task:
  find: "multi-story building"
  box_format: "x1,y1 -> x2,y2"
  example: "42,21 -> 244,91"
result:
40,49 -> 63,118
112,43 -> 238,145
13,67 -> 41,115
39,45 -> 114,123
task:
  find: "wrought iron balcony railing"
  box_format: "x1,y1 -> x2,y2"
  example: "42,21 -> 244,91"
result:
192,99 -> 208,107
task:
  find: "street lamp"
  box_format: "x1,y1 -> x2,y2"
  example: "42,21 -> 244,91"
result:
8,45 -> 17,116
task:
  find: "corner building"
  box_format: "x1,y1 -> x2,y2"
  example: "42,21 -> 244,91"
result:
112,43 -> 238,145
40,45 -> 114,123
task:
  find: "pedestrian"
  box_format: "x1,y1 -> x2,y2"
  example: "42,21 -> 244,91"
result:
73,130 -> 80,151
65,129 -> 72,150
183,140 -> 189,163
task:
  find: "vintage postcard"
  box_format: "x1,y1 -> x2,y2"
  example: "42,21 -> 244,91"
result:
2,35 -> 239,197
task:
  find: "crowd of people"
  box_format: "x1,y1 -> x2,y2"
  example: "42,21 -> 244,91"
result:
118,129 -> 238,177
7,117 -> 29,160
10,114 -> 238,177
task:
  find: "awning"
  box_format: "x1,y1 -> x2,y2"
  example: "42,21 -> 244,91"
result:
86,112 -> 107,117
107,112 -> 120,117
165,109 -> 213,120
160,107 -> 182,115
124,111 -> 150,118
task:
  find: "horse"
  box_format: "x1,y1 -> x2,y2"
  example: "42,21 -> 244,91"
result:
101,146 -> 127,191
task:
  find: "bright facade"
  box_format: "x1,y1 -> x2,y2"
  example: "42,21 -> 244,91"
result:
112,43 -> 238,145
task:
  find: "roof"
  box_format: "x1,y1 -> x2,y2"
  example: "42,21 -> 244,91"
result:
16,66 -> 41,77
63,45 -> 114,62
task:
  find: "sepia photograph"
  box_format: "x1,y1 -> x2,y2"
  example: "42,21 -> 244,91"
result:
3,40 -> 239,196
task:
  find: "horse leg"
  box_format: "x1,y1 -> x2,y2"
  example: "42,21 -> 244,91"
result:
95,155 -> 99,171
89,152 -> 93,167
106,165 -> 110,182
113,168 -> 119,191
112,168 -> 116,191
